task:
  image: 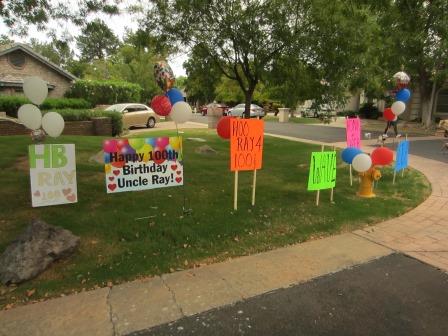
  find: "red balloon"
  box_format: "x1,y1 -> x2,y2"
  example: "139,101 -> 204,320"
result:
383,108 -> 395,121
371,147 -> 394,166
216,116 -> 232,139
151,95 -> 172,116
152,147 -> 166,165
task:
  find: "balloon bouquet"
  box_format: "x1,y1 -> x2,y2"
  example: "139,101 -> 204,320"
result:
150,61 -> 192,124
341,146 -> 394,198
383,71 -> 411,130
17,77 -> 65,141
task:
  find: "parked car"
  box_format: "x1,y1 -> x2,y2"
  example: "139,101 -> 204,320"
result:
105,103 -> 159,129
227,104 -> 265,118
200,103 -> 229,116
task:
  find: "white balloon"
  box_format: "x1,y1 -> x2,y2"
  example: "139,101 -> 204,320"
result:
23,77 -> 48,105
170,102 -> 192,124
42,112 -> 65,137
18,104 -> 42,130
352,153 -> 372,173
391,101 -> 406,116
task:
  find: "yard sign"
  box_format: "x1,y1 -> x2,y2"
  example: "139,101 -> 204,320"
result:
104,137 -> 183,193
307,151 -> 337,191
230,119 -> 264,171
346,117 -> 361,148
395,140 -> 409,172
29,144 -> 77,207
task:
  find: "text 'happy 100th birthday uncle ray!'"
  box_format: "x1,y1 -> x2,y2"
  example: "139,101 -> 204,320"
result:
103,137 -> 183,193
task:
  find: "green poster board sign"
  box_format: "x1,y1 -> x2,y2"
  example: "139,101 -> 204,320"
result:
307,151 -> 337,191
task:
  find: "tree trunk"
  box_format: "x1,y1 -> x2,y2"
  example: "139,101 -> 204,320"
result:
420,80 -> 436,127
244,88 -> 255,119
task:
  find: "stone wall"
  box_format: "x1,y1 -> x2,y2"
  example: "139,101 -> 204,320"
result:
0,117 -> 112,136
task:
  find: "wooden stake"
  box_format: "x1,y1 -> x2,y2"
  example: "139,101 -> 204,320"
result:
330,145 -> 335,202
349,164 -> 353,186
251,169 -> 257,206
234,171 -> 238,211
316,144 -> 325,206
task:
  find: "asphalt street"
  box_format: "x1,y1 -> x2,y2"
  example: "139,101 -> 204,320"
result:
191,115 -> 448,163
129,254 -> 448,336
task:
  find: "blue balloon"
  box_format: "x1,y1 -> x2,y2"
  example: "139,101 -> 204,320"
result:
396,89 -> 411,103
145,138 -> 156,146
104,152 -> 111,164
165,88 -> 184,105
341,147 -> 363,164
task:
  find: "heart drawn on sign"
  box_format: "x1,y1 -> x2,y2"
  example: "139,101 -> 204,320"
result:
108,184 -> 117,191
33,190 -> 41,197
66,194 -> 76,202
176,170 -> 182,175
175,177 -> 182,183
113,170 -> 120,176
108,176 -> 115,181
62,188 -> 72,196
171,164 -> 177,171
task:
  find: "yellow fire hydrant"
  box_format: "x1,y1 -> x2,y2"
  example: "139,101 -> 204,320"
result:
358,167 -> 382,198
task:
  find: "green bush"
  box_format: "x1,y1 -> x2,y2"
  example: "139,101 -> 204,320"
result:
0,96 -> 91,118
44,109 -> 123,136
66,80 -> 143,106
337,110 -> 359,117
358,103 -> 380,120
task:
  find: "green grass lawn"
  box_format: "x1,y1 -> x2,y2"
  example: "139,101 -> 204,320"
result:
0,129 -> 431,308
264,115 -> 319,124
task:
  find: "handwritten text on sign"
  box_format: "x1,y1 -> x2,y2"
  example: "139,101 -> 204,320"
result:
346,117 -> 361,148
230,119 -> 264,171
307,151 -> 337,191
104,137 -> 183,193
29,144 -> 78,207
395,140 -> 409,172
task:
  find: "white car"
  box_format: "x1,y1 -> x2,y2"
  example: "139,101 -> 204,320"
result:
227,104 -> 265,118
106,103 -> 159,129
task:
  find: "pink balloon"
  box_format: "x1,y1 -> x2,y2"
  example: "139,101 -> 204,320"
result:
156,137 -> 169,148
103,140 -> 118,153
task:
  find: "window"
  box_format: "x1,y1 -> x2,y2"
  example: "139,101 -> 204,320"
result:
8,51 -> 26,69
436,89 -> 448,114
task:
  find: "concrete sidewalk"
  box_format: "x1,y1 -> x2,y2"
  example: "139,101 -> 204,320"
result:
1,133 -> 447,336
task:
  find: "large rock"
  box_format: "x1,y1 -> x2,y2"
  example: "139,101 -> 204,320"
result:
0,219 -> 80,285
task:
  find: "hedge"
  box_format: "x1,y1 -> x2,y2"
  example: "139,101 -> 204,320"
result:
65,80 -> 143,106
44,109 -> 123,136
0,96 -> 91,118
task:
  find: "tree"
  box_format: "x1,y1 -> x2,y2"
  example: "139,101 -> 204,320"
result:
30,37 -> 74,68
0,0 -> 120,36
146,0 -> 309,118
76,19 -> 120,61
373,0 -> 448,126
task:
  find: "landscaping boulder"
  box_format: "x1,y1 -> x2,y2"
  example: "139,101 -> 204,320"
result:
0,219 -> 80,285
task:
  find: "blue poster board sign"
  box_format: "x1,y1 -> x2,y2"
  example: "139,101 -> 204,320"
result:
395,140 -> 409,172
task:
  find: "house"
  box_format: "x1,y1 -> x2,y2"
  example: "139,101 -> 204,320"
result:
0,43 -> 76,98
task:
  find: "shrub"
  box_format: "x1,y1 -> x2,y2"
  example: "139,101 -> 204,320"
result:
66,80 -> 143,106
44,109 -> 123,136
358,103 -> 380,120
337,110 -> 359,117
0,96 -> 91,118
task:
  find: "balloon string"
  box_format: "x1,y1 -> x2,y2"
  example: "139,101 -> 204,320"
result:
175,122 -> 191,215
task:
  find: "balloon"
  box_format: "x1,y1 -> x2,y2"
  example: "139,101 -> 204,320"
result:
18,104 -> 42,130
156,137 -> 170,148
121,144 -> 136,156
116,139 -> 129,150
169,136 -> 181,151
341,147 -> 363,164
371,147 -> 394,166
153,147 -> 166,165
170,102 -> 192,124
151,95 -> 172,116
217,116 -> 232,139
165,88 -> 184,105
103,139 -> 118,153
145,138 -> 157,146
104,152 -> 111,164
105,164 -> 111,174
391,101 -> 406,116
383,108 -> 395,121
352,153 -> 372,173
396,88 -> 411,103
137,143 -> 153,162
42,112 -> 65,137
129,138 -> 146,150
154,61 -> 175,91
23,77 -> 48,105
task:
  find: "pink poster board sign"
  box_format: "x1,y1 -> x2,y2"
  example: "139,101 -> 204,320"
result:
346,117 -> 361,148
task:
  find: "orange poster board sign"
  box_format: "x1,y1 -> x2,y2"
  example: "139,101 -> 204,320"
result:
230,119 -> 264,171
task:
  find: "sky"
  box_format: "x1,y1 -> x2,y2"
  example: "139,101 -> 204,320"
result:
0,3 -> 188,77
